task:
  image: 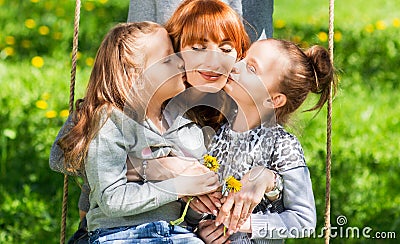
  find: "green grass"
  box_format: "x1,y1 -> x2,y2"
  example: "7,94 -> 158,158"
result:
0,0 -> 399,243
275,0 -> 399,29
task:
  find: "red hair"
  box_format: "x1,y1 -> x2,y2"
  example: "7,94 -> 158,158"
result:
165,0 -> 250,59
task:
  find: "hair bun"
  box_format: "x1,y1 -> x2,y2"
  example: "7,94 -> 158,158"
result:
306,45 -> 334,93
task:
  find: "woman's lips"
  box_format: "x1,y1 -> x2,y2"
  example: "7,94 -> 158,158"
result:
198,71 -> 222,81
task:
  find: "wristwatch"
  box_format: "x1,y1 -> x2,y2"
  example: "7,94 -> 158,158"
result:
265,172 -> 283,198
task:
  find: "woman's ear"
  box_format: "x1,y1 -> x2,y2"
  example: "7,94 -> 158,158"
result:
271,93 -> 287,108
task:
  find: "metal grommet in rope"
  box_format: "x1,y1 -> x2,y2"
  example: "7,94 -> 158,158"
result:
60,1 -> 81,244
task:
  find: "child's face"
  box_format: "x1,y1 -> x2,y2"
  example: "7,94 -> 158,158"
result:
180,37 -> 237,93
142,28 -> 186,102
224,40 -> 284,108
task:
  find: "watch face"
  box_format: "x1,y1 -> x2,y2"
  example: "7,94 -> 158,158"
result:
265,173 -> 283,197
276,174 -> 283,191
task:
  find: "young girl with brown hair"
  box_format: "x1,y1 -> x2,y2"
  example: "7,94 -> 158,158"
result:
198,39 -> 337,243
54,21 -> 222,243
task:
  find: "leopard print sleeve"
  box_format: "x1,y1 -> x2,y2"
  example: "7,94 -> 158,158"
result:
269,127 -> 307,172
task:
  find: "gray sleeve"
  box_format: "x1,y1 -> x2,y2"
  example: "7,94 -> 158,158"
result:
242,0 -> 274,41
127,0 -> 181,24
78,180 -> 91,213
49,115 -> 81,176
250,167 -> 316,239
86,117 -> 178,217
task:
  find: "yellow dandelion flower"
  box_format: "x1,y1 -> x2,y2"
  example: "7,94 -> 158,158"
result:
38,26 -> 50,35
60,109 -> 69,118
44,1 -> 53,10
53,32 -> 62,40
71,51 -> 82,60
25,19 -> 36,29
21,40 -> 31,49
36,100 -> 48,110
41,92 -> 50,100
375,20 -> 386,30
364,24 -> 374,33
203,154 -> 219,172
0,0 -> 4,6
334,31 -> 342,42
5,36 -> 15,45
3,47 -> 14,56
84,2 -> 95,11
393,18 -> 400,28
301,41 -> 310,48
292,35 -> 302,43
100,0 -> 108,4
85,57 -> 94,67
274,19 -> 286,29
225,176 -> 242,193
317,32 -> 328,42
32,56 -> 44,68
56,7 -> 65,17
30,0 -> 39,3
45,110 -> 57,119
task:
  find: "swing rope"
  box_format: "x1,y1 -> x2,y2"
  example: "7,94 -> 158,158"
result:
60,0 -> 81,243
324,0 -> 335,243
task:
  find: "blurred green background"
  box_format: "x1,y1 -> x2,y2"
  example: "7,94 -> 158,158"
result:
0,0 -> 399,243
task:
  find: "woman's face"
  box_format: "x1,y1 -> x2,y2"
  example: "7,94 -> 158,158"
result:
224,40 -> 284,108
180,37 -> 237,93
142,28 -> 186,102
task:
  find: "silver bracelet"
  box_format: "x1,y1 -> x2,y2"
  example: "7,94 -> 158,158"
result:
142,160 -> 148,182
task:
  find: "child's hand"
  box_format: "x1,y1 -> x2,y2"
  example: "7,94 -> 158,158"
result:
174,170 -> 220,197
197,219 -> 231,244
128,156 -> 202,181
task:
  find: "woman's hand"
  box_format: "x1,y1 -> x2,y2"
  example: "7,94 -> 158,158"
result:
197,219 -> 231,244
183,191 -> 223,215
216,166 -> 275,233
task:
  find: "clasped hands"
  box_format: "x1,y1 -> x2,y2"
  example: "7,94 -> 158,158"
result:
127,157 -> 275,241
188,166 -> 275,234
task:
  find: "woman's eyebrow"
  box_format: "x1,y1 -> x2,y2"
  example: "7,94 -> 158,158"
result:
220,38 -> 233,44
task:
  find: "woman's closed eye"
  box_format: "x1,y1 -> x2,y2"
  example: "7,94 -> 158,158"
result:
163,57 -> 171,63
220,44 -> 234,53
192,44 -> 206,51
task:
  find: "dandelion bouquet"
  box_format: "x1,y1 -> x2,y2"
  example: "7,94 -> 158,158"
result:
170,154 -> 220,226
170,154 -> 241,228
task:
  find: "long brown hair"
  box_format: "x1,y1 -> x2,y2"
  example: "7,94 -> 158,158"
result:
59,22 -> 163,173
165,0 -> 250,132
273,39 -> 338,125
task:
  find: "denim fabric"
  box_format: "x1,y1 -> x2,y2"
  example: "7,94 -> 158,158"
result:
89,221 -> 203,244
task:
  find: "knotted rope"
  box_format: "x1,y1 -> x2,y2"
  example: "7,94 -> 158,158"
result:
60,0 -> 80,243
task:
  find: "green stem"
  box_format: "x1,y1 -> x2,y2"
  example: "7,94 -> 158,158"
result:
170,197 -> 193,226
